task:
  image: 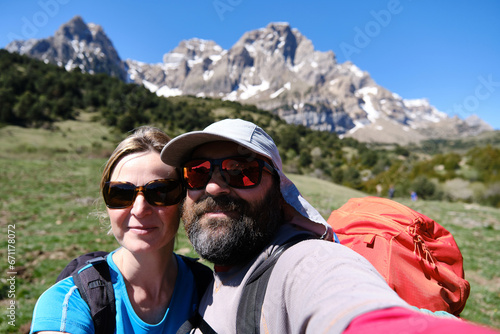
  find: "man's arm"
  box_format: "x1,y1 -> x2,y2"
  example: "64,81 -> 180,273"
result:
344,307 -> 499,334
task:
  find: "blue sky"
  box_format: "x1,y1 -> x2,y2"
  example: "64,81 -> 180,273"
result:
1,0 -> 499,129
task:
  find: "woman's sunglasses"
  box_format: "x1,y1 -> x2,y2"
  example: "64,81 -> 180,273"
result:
183,156 -> 276,190
103,179 -> 184,209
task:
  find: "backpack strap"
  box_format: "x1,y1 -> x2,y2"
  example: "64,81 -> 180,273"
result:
178,255 -> 213,299
236,233 -> 317,334
176,256 -> 217,334
56,251 -> 110,282
176,312 -> 218,334
72,256 -> 116,334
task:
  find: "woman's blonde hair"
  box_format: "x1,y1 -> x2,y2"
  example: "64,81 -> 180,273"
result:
100,126 -> 172,194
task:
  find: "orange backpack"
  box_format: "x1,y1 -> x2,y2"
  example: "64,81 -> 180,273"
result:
327,197 -> 470,316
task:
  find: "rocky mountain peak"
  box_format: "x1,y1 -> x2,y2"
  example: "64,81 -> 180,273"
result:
163,38 -> 223,67
54,15 -> 91,42
6,15 -> 128,81
235,22 -> 301,66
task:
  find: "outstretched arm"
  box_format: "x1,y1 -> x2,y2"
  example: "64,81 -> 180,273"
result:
344,307 -> 499,334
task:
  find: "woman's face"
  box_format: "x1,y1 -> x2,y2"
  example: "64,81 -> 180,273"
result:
107,151 -> 180,254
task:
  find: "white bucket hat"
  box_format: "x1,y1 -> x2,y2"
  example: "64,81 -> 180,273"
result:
161,118 -> 335,241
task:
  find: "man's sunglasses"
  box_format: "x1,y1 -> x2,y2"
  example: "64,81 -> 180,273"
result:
183,156 -> 276,190
103,179 -> 184,209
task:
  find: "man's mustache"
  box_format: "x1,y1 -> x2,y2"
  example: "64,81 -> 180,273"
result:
189,195 -> 248,215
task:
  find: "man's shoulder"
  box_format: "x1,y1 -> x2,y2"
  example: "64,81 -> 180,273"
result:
272,237 -> 381,282
267,225 -> 360,268
261,237 -> 407,334
277,238 -> 355,263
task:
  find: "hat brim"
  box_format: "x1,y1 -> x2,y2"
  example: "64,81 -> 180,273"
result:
161,131 -> 258,167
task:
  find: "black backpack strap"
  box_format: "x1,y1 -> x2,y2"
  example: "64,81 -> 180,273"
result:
178,255 -> 213,299
56,251 -> 110,282
236,234 -> 317,334
177,312 -> 218,334
72,257 -> 116,334
176,255 -> 217,334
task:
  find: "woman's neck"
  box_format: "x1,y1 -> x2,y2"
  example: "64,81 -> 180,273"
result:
113,248 -> 179,324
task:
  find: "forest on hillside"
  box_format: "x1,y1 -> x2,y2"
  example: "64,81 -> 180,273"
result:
2,49 -> 500,207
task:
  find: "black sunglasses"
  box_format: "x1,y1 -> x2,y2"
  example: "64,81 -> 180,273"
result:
183,156 -> 276,190
103,179 -> 184,209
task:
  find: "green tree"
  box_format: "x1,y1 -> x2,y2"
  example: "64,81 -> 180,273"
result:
467,146 -> 500,183
344,167 -> 362,189
0,87 -> 16,124
360,150 -> 378,168
13,91 -> 37,125
299,149 -> 312,167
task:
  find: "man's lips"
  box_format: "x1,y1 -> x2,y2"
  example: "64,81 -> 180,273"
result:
204,209 -> 232,215
202,208 -> 237,219
192,196 -> 245,220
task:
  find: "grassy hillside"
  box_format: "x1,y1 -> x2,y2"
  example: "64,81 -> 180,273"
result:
0,119 -> 499,332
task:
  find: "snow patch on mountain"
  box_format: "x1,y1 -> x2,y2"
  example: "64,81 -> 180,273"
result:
156,85 -> 183,97
270,82 -> 291,98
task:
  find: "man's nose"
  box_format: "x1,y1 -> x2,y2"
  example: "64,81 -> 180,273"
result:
205,167 -> 231,195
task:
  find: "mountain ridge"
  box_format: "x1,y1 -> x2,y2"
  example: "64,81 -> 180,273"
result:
5,16 -> 493,144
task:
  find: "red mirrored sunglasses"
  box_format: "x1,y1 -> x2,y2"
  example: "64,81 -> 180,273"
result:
183,156 -> 276,190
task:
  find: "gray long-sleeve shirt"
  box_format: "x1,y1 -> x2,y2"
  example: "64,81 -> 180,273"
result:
196,224 -> 409,333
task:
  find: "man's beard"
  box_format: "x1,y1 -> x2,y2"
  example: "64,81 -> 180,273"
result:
180,185 -> 283,266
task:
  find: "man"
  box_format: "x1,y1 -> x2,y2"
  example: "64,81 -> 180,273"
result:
161,119 -> 498,333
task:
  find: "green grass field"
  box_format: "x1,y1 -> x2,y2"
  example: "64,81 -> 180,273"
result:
1,120 -> 499,332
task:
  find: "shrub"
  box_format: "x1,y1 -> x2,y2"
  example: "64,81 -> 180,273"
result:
411,176 -> 436,200
443,178 -> 473,202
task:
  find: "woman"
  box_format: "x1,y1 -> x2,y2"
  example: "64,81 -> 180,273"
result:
30,126 -> 211,334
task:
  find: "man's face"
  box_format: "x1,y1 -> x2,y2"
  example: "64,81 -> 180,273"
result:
180,141 -> 282,266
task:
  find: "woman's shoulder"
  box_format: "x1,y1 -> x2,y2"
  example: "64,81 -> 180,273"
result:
36,252 -> 119,315
31,277 -> 93,333
39,276 -> 78,299
36,276 -> 88,310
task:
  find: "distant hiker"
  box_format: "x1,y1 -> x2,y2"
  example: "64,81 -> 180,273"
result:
30,126 -> 211,334
411,191 -> 418,201
388,185 -> 395,198
161,118 -> 498,334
